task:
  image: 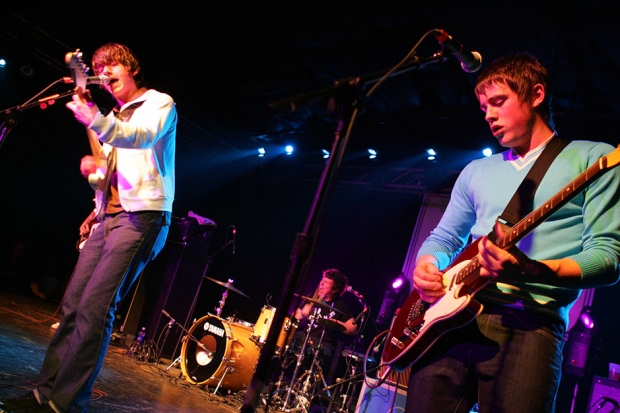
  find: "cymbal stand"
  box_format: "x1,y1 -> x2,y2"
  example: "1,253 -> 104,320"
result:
282,313 -> 321,411
215,279 -> 234,316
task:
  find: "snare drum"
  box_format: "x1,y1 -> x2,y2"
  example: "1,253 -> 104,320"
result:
251,305 -> 299,353
181,315 -> 260,391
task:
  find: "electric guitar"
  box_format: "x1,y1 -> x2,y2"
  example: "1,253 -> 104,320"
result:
382,145 -> 620,373
66,50 -> 107,250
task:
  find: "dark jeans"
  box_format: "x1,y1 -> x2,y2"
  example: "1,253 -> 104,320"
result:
36,210 -> 170,412
405,305 -> 565,413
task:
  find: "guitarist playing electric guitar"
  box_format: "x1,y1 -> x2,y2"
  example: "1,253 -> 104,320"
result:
394,53 -> 620,413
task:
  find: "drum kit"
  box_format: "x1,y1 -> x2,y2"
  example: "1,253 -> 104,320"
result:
174,277 -> 366,412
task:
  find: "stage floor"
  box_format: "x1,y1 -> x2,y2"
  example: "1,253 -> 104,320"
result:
0,290 -> 362,412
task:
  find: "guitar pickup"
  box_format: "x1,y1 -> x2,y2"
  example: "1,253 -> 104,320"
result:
390,337 -> 405,349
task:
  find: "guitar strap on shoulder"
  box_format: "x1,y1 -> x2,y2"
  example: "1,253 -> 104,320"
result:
497,135 -> 570,228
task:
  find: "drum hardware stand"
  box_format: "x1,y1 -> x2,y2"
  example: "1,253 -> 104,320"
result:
282,314 -> 320,411
328,350 -> 362,413
213,364 -> 235,394
283,312 -> 335,412
215,281 -> 231,316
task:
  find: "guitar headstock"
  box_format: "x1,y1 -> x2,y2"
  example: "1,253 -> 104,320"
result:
64,49 -> 89,90
604,145 -> 620,169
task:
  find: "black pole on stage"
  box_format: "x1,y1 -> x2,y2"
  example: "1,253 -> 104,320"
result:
241,32 -> 447,412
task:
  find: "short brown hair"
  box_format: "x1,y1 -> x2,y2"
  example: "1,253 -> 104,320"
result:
92,43 -> 145,88
474,53 -> 553,128
323,268 -> 348,298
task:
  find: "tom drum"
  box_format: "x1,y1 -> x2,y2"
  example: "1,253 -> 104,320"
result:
251,305 -> 299,353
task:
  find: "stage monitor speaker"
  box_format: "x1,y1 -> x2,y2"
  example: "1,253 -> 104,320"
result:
355,378 -> 406,413
121,216 -> 213,360
587,375 -> 620,413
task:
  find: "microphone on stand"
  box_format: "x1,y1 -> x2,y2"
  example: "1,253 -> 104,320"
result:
162,309 -> 175,327
434,29 -> 482,73
346,285 -> 364,300
62,75 -> 111,85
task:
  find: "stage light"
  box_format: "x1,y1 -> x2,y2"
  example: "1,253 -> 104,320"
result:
392,277 -> 404,290
368,148 -> 377,159
579,307 -> 595,329
482,148 -> 493,157
285,145 -> 294,155
322,149 -> 330,159
0,59 -> 6,68
426,148 -> 436,160
258,147 -> 265,157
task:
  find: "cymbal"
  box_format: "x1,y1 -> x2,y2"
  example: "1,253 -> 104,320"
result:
316,318 -> 346,332
298,295 -> 345,316
205,277 -> 250,298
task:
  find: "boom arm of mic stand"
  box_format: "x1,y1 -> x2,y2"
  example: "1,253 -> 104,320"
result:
267,52 -> 445,115
1,79 -> 77,151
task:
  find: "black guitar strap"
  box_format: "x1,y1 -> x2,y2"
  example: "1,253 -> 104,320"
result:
496,135 -> 569,229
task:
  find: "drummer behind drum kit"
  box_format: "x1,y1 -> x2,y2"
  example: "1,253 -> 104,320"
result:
175,277 -> 366,411
177,277 -> 301,393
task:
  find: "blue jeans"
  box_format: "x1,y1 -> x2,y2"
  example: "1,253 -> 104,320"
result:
36,210 -> 170,412
405,305 -> 565,413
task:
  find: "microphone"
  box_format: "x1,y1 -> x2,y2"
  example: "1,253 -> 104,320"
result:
346,285 -> 364,300
232,226 -> 236,255
62,75 -> 111,85
434,29 -> 482,73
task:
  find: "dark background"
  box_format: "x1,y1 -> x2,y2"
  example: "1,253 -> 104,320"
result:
2,3 -> 620,411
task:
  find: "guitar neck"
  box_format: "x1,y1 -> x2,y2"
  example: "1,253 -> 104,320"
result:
452,147 -> 619,288
85,127 -> 104,167
496,155 -> 610,250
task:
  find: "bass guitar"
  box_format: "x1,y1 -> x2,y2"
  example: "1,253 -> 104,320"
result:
382,145 -> 620,373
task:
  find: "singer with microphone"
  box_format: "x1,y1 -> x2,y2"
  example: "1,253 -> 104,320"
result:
403,51 -> 620,413
293,269 -> 358,383
0,42 -> 177,413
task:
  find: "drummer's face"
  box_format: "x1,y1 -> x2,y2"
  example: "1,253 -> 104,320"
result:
319,277 -> 337,301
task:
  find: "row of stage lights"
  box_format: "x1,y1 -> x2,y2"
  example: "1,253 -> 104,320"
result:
257,146 -> 495,159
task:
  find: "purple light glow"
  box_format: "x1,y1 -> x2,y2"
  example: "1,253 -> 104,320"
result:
392,278 -> 404,289
580,312 -> 595,329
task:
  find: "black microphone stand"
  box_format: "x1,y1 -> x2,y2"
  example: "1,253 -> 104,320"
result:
241,29 -> 447,413
0,78 -> 76,151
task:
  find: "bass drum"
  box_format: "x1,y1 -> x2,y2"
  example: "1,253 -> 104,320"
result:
181,315 -> 260,392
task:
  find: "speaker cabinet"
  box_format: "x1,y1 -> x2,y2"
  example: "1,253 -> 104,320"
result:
355,378 -> 407,413
587,376 -> 620,413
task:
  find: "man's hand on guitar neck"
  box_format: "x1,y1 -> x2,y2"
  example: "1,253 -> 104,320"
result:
66,86 -> 100,127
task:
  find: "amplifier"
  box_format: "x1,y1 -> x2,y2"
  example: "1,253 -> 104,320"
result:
587,375 -> 620,413
355,378 -> 407,413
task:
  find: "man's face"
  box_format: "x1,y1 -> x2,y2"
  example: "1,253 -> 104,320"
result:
318,276 -> 338,301
96,62 -> 137,103
478,82 -> 536,151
